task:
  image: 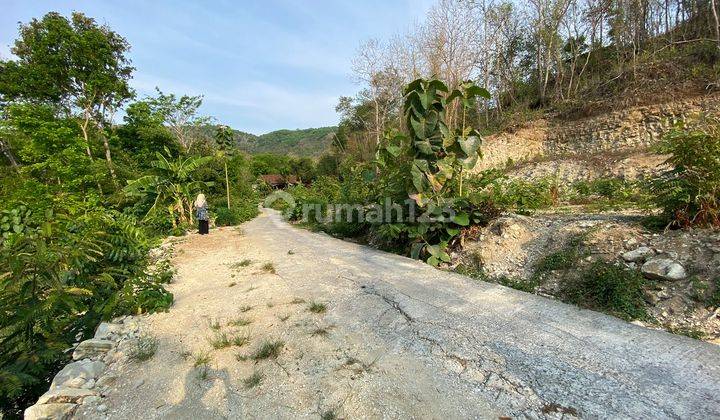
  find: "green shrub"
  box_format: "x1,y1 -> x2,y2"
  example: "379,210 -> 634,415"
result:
467,171 -> 556,214
652,118 -> 720,228
561,261 -> 647,321
214,202 -> 258,227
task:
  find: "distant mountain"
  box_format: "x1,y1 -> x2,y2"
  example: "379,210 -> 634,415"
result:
235,126 -> 337,157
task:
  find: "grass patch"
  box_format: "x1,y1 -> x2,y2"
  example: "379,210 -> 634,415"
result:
191,352 -> 212,368
668,325 -> 706,339
230,259 -> 252,269
128,336 -> 158,362
239,305 -> 253,312
308,302 -> 327,314
321,410 -> 337,420
209,319 -> 221,331
290,297 -> 305,304
262,262 -> 276,274
209,332 -> 232,349
196,365 -> 210,380
231,332 -> 251,347
243,370 -> 263,389
311,326 -> 332,337
455,264 -> 537,293
561,260 -> 647,321
228,317 -> 252,327
251,340 -> 284,361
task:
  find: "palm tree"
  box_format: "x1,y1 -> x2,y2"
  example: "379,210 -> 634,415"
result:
215,125 -> 235,208
124,149 -> 213,228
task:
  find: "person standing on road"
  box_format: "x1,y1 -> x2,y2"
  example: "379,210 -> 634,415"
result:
195,193 -> 209,235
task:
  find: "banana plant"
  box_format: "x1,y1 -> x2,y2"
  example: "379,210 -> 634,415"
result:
124,148 -> 213,227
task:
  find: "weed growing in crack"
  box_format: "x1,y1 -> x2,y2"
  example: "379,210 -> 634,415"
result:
308,302 -> 327,313
251,340 -> 284,360
243,370 -> 263,388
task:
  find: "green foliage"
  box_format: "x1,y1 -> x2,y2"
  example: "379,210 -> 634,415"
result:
124,150 -> 213,228
0,202 -> 172,412
651,118 -> 720,228
561,261 -> 647,321
213,203 -> 258,227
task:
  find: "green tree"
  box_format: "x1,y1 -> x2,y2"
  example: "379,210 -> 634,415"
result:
148,89 -> 210,152
1,12 -> 134,184
215,125 -> 235,208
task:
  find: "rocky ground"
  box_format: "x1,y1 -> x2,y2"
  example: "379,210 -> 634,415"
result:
458,212 -> 720,342
24,209 -> 720,419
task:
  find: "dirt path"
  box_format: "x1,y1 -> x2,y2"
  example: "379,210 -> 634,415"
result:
85,210 -> 720,419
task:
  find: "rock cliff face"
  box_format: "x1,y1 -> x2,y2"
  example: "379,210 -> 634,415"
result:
474,92 -> 720,181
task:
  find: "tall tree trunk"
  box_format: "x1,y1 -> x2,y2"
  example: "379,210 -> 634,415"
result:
225,160 -> 231,208
99,129 -> 117,185
712,0 -> 720,51
0,139 -> 19,168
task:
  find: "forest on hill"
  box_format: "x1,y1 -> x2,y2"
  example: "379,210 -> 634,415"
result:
236,126 -> 337,157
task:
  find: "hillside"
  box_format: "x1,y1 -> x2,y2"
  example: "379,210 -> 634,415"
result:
235,126 -> 336,157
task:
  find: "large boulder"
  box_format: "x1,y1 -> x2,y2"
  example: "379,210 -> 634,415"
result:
93,322 -> 124,340
24,403 -> 76,420
50,360 -> 105,389
641,258 -> 687,281
72,339 -> 113,360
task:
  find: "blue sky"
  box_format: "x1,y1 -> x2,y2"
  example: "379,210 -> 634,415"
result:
1,0 -> 433,134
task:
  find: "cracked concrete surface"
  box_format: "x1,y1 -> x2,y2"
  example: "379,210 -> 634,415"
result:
94,209 -> 720,419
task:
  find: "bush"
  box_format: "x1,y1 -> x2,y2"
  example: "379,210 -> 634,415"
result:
214,202 -> 258,226
652,118 -> 720,228
561,261 -> 647,321
0,201 -> 173,413
467,171 -> 557,214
